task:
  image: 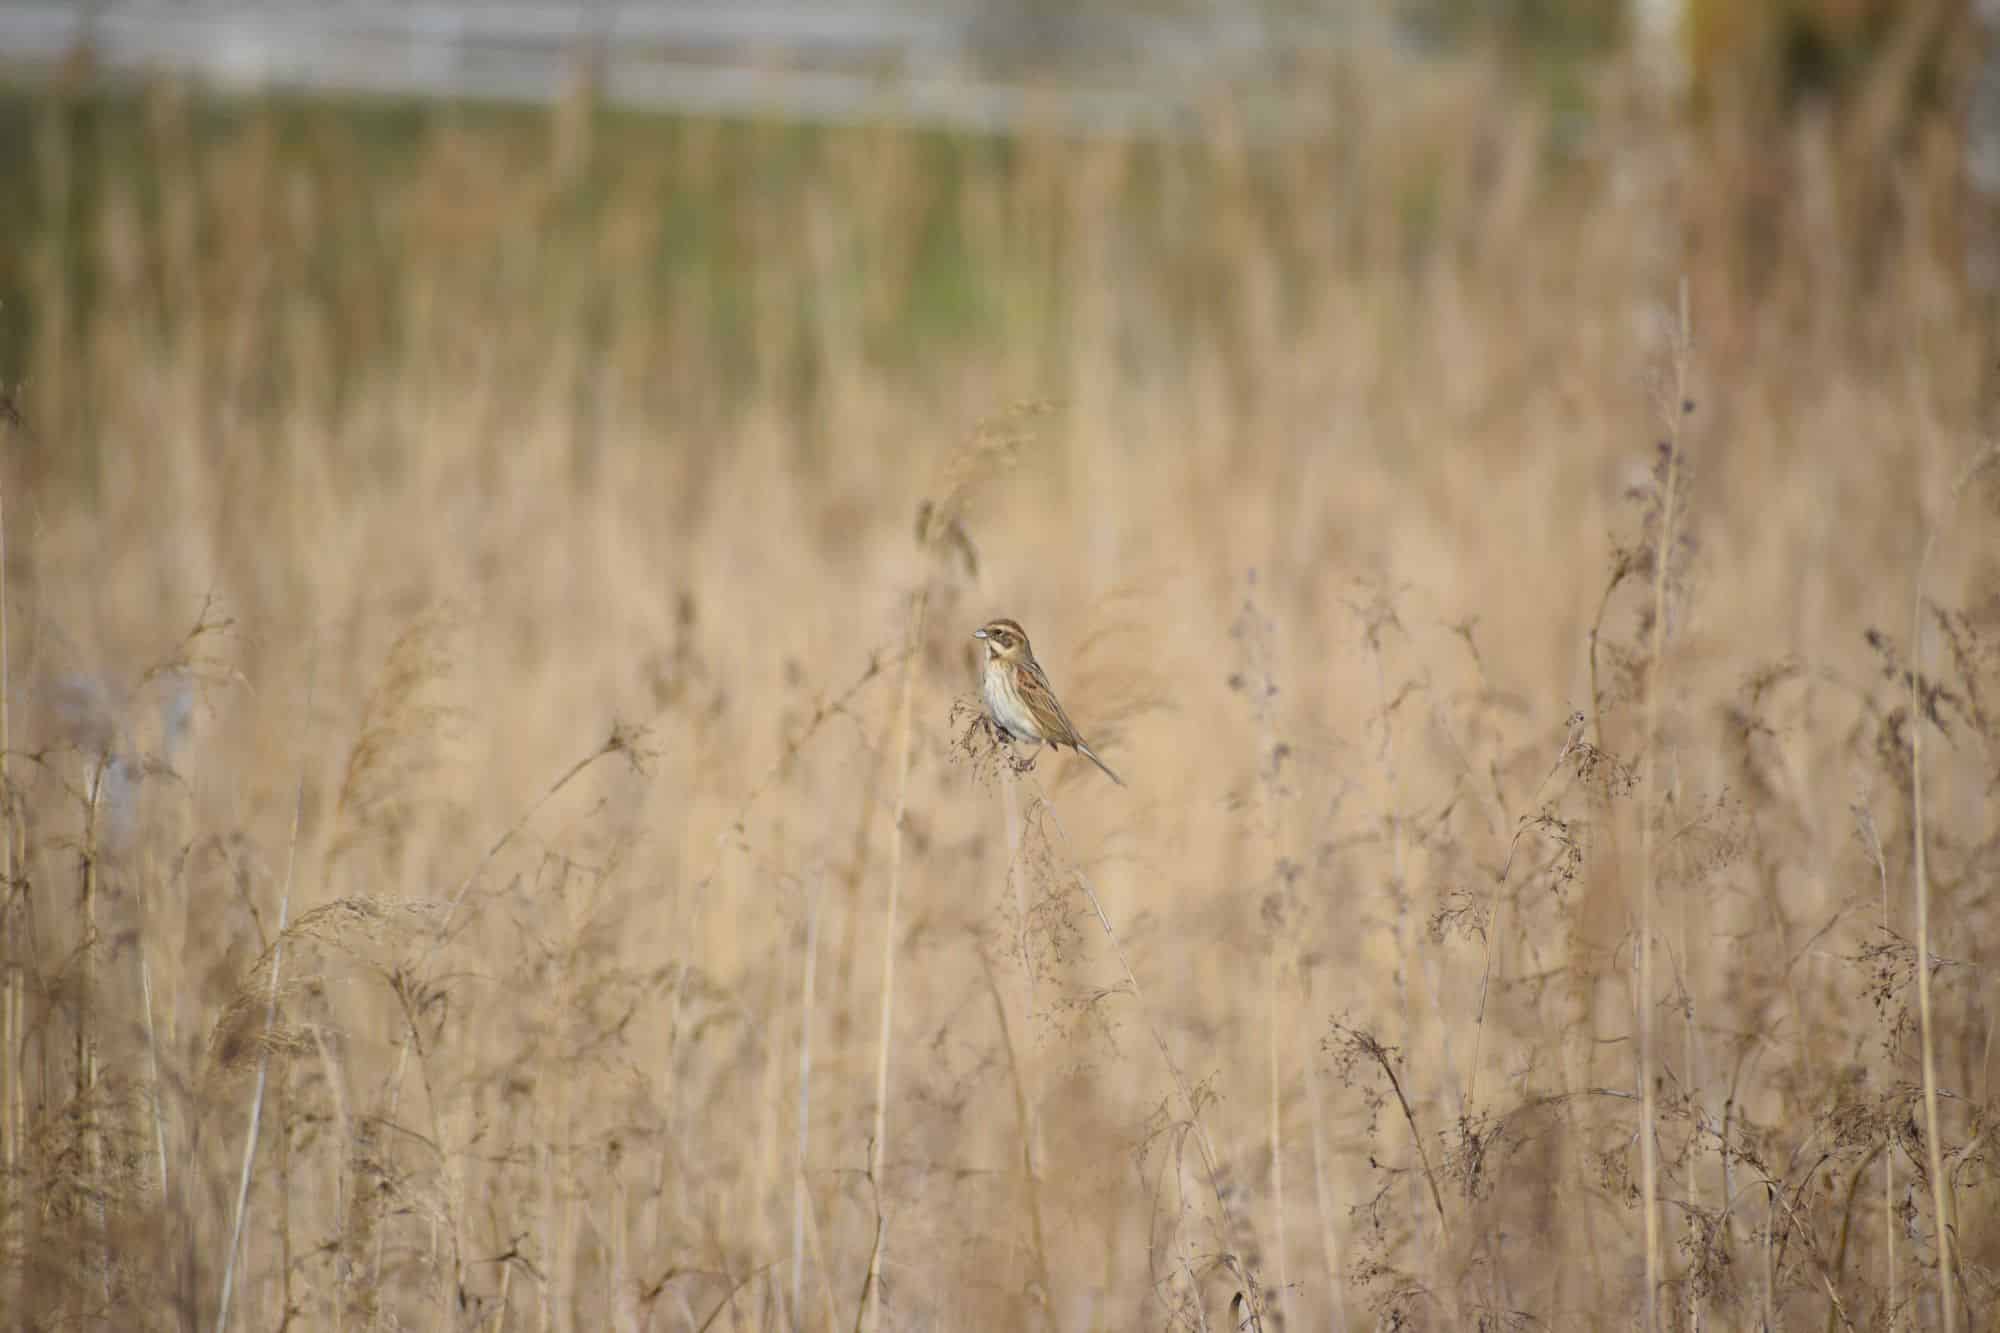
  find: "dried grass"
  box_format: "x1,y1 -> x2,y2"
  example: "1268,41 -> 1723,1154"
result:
0,31 -> 1998,1330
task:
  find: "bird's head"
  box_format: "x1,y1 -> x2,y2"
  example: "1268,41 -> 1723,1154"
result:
973,618 -> 1031,663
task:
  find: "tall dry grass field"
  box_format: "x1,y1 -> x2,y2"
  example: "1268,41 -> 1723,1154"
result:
1,33 -> 1998,1332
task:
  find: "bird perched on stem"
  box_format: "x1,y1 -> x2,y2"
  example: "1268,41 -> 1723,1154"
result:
973,618 -> 1123,786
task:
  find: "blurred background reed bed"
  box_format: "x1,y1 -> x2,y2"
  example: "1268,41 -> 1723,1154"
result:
2,5 -> 1999,1327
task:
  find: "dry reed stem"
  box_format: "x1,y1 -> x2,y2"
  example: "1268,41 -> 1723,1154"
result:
855,1165 -> 887,1333
353,720 -> 645,1326
1300,983 -> 1346,1333
1668,757 -> 1706,1333
801,1160 -> 840,1333
862,583 -> 925,1333
433,723 -> 646,947
1358,598 -> 1419,1239
1237,579 -> 1290,1330
792,878 -> 823,1323
1342,1024 -> 1449,1233
0,389 -> 15,1311
216,661 -> 312,1333
1856,804 -> 1898,1329
1474,708 -> 1585,1112
859,583 -> 938,1331
78,758 -> 102,1312
308,1023 -> 353,1333
1264,953 -> 1286,1330
1030,792 -> 1260,1318
1636,281 -> 1691,1330
140,953 -> 169,1199
1907,440 -> 1998,1333
1000,763 -> 1047,1243
5,63 -> 2000,1332
863,412 -> 1027,1328
976,944 -> 1054,1320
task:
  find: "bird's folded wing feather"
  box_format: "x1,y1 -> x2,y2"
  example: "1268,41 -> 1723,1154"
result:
1021,659 -> 1086,748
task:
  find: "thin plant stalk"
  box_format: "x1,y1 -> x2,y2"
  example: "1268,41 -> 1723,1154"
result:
1241,592 -> 1292,1329
1763,1183 -> 1777,1330
801,1164 -> 840,1333
308,1025 -> 352,1333
79,763 -> 104,1314
993,776 -> 1054,1315
369,726 -> 638,1323
976,946 -> 1053,1318
78,760 -> 102,1117
1003,777 -> 1035,1043
1175,1145 -> 1211,1333
1363,616 -> 1428,1270
1475,710 -> 1586,1112
1301,976 -> 1346,1333
791,881 -> 822,1321
140,953 -> 170,1199
1266,952 -> 1289,1330
1857,806 -> 1897,1329
1033,795 -> 1266,1308
1637,283 -> 1690,1330
1000,774 -> 1049,1231
1676,761 -> 1703,1333
862,582 -> 929,1333
213,875 -> 291,1333
1905,441 -> 1997,1333
215,668 -> 312,1333
0,402 -> 15,1307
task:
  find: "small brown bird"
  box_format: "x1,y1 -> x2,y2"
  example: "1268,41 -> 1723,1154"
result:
973,617 -> 1123,785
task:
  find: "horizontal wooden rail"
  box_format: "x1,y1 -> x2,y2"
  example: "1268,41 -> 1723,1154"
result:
0,1 -> 1382,136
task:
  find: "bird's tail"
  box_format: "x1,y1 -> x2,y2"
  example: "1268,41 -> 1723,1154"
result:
1077,743 -> 1124,786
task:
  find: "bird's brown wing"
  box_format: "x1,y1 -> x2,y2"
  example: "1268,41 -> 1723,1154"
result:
1018,656 -> 1087,749
1021,656 -> 1124,785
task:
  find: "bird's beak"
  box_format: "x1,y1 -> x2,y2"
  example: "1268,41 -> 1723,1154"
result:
973,628 -> 988,640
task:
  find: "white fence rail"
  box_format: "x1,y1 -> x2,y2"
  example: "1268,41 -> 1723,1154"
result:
0,1 -> 1391,135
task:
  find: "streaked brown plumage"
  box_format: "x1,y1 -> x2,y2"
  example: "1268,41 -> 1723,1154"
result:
973,617 -> 1123,786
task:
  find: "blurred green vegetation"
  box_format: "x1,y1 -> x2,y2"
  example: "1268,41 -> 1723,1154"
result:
5,75 -> 1563,489
0,86 -> 1048,441
0,0 -> 1981,480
